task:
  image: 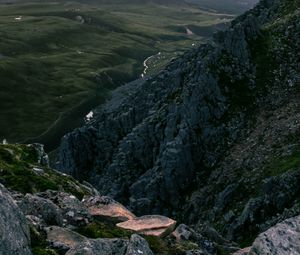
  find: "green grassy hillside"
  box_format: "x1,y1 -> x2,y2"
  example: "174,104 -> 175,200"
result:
0,1 -> 233,150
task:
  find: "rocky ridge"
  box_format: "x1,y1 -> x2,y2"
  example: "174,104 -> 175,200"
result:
57,0 -> 299,247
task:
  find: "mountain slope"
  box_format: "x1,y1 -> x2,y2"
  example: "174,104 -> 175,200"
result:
57,0 -> 299,246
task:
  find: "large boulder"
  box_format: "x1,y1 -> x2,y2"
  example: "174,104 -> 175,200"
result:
83,196 -> 136,223
0,184 -> 32,255
18,193 -> 64,226
38,191 -> 91,226
249,215 -> 300,254
172,224 -> 194,241
117,215 -> 176,237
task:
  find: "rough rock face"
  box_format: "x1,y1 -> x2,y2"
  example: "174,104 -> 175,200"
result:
18,193 -> 64,226
57,0 -> 299,246
125,234 -> 154,255
0,184 -> 32,255
37,191 -> 91,226
32,143 -> 49,166
66,238 -> 128,255
171,224 -> 218,254
249,216 -> 300,255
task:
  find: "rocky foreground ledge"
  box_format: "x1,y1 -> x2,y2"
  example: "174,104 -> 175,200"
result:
1,143 -> 300,255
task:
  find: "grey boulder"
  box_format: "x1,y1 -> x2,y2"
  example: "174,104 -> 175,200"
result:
0,184 -> 32,255
125,234 -> 154,255
250,215 -> 300,255
66,238 -> 128,255
18,193 -> 64,226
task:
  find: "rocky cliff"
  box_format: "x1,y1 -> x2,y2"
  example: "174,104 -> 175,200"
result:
57,0 -> 299,246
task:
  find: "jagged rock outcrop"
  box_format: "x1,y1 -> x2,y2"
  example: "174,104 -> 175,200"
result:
0,184 -> 32,255
58,0 -> 262,215
32,143 -> 49,166
57,0 -> 299,247
227,168 -> 300,241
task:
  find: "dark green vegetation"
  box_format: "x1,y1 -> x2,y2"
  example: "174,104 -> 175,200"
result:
0,144 -> 92,198
144,236 -> 198,255
264,145 -> 300,177
76,221 -> 133,239
30,226 -> 58,255
0,0 -> 233,149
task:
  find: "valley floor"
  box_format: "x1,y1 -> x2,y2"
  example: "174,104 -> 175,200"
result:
0,0 -> 234,151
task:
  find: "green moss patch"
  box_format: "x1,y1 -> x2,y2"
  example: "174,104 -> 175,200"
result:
76,221 -> 132,239
0,144 -> 91,199
144,235 -> 199,255
264,146 -> 300,177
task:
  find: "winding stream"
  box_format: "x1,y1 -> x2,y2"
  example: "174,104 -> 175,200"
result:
141,52 -> 161,78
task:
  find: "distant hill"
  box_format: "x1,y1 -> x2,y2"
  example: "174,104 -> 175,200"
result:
186,0 -> 259,13
0,0 -> 258,13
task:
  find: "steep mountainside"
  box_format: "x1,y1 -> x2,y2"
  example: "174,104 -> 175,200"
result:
57,0 -> 299,247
